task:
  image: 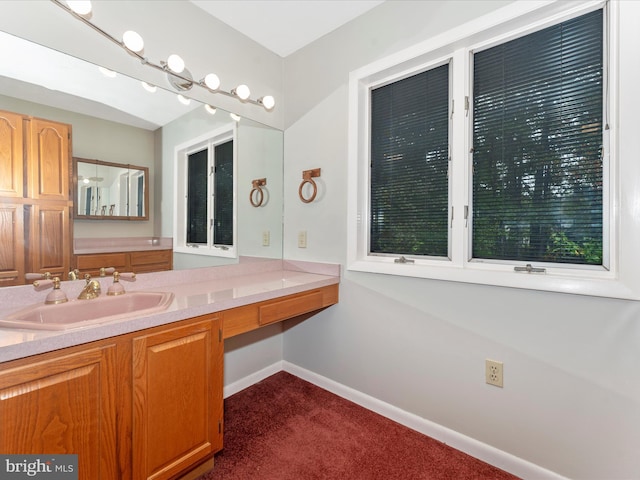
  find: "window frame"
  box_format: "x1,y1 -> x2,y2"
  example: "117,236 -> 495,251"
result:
368,59 -> 453,261
347,0 -> 639,299
173,125 -> 238,259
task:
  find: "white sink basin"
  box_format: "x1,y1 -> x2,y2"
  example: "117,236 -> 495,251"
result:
0,291 -> 174,330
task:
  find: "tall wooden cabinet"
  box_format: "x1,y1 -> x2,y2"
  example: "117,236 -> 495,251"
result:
0,109 -> 73,285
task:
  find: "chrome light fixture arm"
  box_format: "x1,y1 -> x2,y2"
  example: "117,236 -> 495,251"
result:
50,0 -> 276,110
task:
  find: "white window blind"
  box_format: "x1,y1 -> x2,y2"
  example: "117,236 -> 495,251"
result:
369,63 -> 450,257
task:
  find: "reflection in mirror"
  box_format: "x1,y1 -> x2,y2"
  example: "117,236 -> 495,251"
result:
74,158 -> 149,220
0,30 -> 283,286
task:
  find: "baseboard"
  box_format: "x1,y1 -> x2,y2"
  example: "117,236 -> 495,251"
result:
282,361 -> 569,480
223,361 -> 284,398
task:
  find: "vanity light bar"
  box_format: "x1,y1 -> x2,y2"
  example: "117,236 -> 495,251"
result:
51,0 -> 276,111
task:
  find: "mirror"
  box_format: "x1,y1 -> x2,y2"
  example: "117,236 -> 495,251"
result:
74,158 -> 149,220
0,29 -> 284,282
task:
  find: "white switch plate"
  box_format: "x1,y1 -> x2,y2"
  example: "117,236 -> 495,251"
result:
262,230 -> 270,246
298,231 -> 307,248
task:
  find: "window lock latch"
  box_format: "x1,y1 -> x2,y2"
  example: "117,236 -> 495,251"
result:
514,264 -> 546,274
394,256 -> 415,264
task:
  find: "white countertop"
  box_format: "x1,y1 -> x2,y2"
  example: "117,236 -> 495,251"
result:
0,259 -> 340,363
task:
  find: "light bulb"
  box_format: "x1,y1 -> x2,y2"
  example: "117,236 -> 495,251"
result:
167,54 -> 185,73
203,73 -> 220,91
205,105 -> 217,115
177,94 -> 191,106
233,84 -> 250,101
66,0 -> 92,15
123,30 -> 144,53
98,66 -> 117,78
260,95 -> 275,110
141,82 -> 157,93
230,113 -> 241,122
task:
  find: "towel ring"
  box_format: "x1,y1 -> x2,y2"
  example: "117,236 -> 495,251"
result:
250,178 -> 267,207
299,168 -> 321,203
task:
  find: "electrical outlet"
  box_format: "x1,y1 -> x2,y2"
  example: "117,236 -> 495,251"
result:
485,359 -> 503,388
262,230 -> 270,246
298,230 -> 307,248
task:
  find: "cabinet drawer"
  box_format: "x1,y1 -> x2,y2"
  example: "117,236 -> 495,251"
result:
129,249 -> 172,270
222,284 -> 338,339
76,253 -> 127,270
259,291 -> 324,326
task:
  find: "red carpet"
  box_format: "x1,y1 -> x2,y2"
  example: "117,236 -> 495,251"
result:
197,371 -> 519,479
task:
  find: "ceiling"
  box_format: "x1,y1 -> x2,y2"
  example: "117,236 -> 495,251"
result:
190,0 -> 385,57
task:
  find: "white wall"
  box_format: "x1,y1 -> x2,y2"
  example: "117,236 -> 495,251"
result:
282,1 -> 640,479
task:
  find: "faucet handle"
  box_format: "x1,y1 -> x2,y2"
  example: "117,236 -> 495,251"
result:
33,279 -> 55,291
33,277 -> 68,305
26,272 -> 52,281
100,267 -> 116,277
118,272 -> 136,282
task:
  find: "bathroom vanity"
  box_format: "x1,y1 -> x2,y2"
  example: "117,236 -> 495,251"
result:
0,260 -> 339,480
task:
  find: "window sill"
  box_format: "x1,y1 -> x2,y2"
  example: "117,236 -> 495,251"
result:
174,246 -> 237,259
347,258 -> 638,300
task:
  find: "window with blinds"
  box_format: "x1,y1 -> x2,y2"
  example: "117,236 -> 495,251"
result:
186,148 -> 208,244
213,140 -> 234,246
183,136 -> 234,251
471,9 -> 604,266
370,63 -> 450,257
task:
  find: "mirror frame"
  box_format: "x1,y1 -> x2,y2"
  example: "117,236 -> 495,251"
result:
73,157 -> 150,221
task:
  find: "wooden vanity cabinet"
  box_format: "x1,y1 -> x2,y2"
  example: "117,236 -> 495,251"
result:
132,316 -> 223,480
222,284 -> 339,339
0,109 -> 73,285
75,252 -> 128,277
0,284 -> 337,479
75,249 -> 173,277
0,315 -> 223,480
0,341 -> 119,480
129,249 -> 173,274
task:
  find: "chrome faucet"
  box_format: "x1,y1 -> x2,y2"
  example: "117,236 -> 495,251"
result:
78,274 -> 101,300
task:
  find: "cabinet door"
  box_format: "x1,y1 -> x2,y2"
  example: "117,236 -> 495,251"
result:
0,110 -> 24,198
27,117 -> 71,201
0,203 -> 25,286
132,317 -> 223,480
0,344 -> 118,480
27,203 -> 71,278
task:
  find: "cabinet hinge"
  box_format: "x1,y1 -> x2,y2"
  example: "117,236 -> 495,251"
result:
219,328 -> 222,342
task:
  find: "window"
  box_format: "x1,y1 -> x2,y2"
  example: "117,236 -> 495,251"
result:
370,63 -> 450,258
174,127 -> 237,258
348,2 -> 630,299
471,9 -> 604,267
